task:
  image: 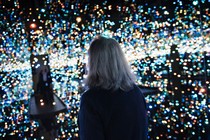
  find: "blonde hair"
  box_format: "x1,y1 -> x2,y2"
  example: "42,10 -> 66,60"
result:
85,35 -> 136,91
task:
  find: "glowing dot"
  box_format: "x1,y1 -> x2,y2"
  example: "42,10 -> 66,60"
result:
30,23 -> 37,29
76,17 -> 82,23
200,87 -> 206,93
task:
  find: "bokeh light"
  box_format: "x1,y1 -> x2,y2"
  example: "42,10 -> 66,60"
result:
30,23 -> 37,29
0,0 -> 210,139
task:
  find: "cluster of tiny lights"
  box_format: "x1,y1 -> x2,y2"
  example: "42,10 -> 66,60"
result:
0,0 -> 210,139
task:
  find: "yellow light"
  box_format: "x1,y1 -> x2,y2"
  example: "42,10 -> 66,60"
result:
76,17 -> 82,23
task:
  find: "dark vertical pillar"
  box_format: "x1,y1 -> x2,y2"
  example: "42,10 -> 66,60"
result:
169,44 -> 182,103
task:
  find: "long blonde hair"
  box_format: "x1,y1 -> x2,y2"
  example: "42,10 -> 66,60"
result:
85,35 -> 136,91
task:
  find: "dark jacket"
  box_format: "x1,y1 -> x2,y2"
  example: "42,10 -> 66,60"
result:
79,85 -> 148,140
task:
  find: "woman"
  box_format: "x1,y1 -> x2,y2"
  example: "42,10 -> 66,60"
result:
79,35 -> 148,140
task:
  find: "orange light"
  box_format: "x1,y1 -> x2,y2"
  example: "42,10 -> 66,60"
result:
200,87 -> 206,93
30,23 -> 37,29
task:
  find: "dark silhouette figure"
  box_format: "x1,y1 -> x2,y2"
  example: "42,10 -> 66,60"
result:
79,36 -> 148,140
37,66 -> 54,104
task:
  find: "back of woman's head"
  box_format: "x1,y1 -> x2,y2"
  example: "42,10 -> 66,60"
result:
85,35 -> 136,91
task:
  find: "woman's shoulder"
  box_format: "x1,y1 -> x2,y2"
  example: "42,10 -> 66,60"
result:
81,85 -> 143,99
81,87 -> 112,99
81,87 -> 100,97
